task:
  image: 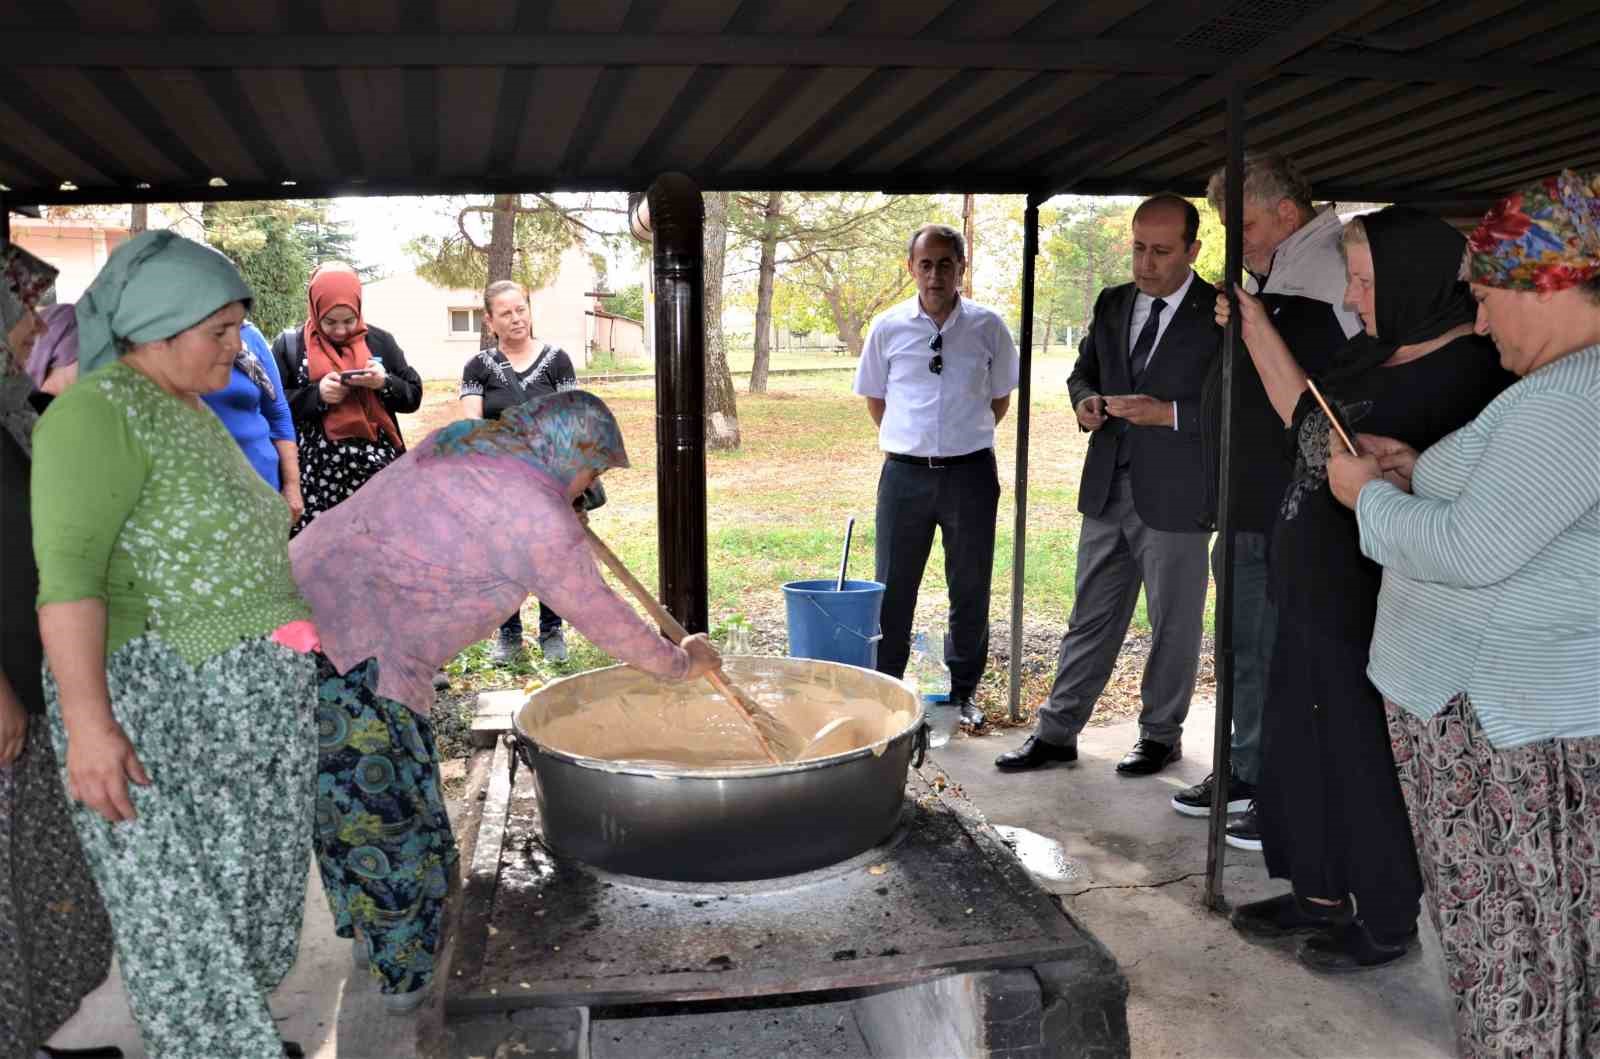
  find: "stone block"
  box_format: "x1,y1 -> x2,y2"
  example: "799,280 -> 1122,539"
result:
472,688 -> 530,748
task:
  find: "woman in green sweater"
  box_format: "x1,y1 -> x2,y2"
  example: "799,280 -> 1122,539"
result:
31,232 -> 319,1059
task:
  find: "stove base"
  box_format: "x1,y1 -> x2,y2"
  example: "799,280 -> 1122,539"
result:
448,959 -> 1128,1059
441,742 -> 1129,1057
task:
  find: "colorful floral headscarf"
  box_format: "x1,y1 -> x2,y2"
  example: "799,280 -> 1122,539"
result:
1,243 -> 60,457
427,389 -> 629,486
1468,170 -> 1600,292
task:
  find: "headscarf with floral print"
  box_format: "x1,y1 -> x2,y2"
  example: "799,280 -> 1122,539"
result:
1,243 -> 60,457
425,388 -> 629,487
1469,170 -> 1600,292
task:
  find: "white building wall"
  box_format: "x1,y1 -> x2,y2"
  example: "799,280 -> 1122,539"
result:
361,245 -> 597,381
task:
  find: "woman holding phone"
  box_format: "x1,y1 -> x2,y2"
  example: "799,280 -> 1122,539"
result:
272,264 -> 422,534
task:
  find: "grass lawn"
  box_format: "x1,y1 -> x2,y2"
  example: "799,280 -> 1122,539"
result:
408,349 -> 1217,748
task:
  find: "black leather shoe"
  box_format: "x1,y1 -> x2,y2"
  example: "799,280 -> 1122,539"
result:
1115,738 -> 1181,775
995,735 -> 1077,771
956,699 -> 987,730
1231,892 -> 1353,939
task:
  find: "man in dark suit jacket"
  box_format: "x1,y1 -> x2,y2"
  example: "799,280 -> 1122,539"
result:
998,195 -> 1219,776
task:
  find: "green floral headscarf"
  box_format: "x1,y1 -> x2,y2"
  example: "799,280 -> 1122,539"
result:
75,231 -> 253,377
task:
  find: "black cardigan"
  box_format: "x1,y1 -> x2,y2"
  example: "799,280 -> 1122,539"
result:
271,323 -> 424,428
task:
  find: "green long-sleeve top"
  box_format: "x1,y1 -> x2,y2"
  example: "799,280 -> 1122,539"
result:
31,361 -> 310,666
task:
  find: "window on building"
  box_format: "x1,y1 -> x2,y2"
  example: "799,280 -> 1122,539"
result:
450,308 -> 484,334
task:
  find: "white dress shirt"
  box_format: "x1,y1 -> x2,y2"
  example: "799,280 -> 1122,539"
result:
1125,269 -> 1194,430
854,295 -> 1020,457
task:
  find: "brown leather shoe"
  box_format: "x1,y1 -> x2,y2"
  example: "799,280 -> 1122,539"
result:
1115,738 -> 1181,775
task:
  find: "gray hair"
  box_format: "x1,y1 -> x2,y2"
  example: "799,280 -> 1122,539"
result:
1206,152 -> 1315,216
1338,215 -> 1369,258
906,224 -> 965,263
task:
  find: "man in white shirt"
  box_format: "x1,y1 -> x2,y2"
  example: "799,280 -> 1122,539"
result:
854,224 -> 1020,730
997,196 -> 1218,776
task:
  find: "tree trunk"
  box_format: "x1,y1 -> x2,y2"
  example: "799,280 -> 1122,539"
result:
702,192 -> 740,451
130,203 -> 148,234
749,190 -> 783,394
1041,305 -> 1054,352
961,193 -> 976,295
483,193 -> 516,350
821,289 -> 868,358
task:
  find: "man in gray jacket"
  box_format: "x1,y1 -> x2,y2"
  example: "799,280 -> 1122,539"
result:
1176,154 -> 1361,847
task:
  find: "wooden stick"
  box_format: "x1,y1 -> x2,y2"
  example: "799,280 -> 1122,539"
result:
1305,378 -> 1360,457
584,525 -> 791,764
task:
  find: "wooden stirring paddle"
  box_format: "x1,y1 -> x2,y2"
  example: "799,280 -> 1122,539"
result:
583,526 -> 807,764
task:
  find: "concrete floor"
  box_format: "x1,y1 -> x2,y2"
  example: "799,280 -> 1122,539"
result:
48,701 -> 1456,1059
936,701 -> 1456,1059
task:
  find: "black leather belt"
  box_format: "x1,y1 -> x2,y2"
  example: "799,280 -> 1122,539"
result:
885,448 -> 991,468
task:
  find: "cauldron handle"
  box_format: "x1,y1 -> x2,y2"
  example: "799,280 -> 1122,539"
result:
506,733 -> 540,786
912,722 -> 929,768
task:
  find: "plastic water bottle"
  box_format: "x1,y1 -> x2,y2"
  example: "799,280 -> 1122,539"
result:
910,630 -> 957,748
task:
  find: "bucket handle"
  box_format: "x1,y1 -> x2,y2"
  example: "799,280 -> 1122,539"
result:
801,592 -> 884,643
912,722 -> 929,768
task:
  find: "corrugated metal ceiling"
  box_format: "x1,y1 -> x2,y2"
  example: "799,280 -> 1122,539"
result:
1,0 -> 1596,209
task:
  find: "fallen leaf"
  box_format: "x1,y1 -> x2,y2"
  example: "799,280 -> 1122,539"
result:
867,863 -> 888,876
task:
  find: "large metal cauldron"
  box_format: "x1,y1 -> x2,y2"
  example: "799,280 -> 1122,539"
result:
511,657 -> 925,882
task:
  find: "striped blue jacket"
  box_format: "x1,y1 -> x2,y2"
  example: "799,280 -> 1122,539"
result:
1360,343 -> 1600,748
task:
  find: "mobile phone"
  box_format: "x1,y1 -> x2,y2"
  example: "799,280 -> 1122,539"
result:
339,369 -> 374,381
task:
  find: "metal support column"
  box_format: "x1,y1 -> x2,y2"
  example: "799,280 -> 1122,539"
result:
1007,195 -> 1041,722
632,174 -> 710,633
1204,85 -> 1246,911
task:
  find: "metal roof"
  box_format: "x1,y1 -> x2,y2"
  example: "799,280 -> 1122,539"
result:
2,0 -> 1598,209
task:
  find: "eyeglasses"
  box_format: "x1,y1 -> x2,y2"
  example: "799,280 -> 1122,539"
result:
928,332 -> 943,374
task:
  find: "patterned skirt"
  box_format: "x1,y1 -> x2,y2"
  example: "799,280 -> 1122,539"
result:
1387,695 -> 1600,1058
46,635 -> 317,1059
291,421 -> 400,537
0,720 -> 114,1058
313,656 -> 458,996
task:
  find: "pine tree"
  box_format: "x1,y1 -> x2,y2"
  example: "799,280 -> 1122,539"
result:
202,201 -> 313,339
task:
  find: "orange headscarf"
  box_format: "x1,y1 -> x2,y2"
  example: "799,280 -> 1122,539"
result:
302,265 -> 403,450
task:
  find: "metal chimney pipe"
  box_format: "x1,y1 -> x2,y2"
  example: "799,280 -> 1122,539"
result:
629,174 -> 709,633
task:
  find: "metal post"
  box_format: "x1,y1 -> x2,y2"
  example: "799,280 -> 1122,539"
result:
1204,85 -> 1246,911
1007,195 -> 1040,722
636,174 -> 710,633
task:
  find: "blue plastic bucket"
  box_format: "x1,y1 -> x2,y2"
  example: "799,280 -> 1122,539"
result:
782,579 -> 886,669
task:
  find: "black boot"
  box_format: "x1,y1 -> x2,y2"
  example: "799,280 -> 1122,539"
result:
1297,920 -> 1417,972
